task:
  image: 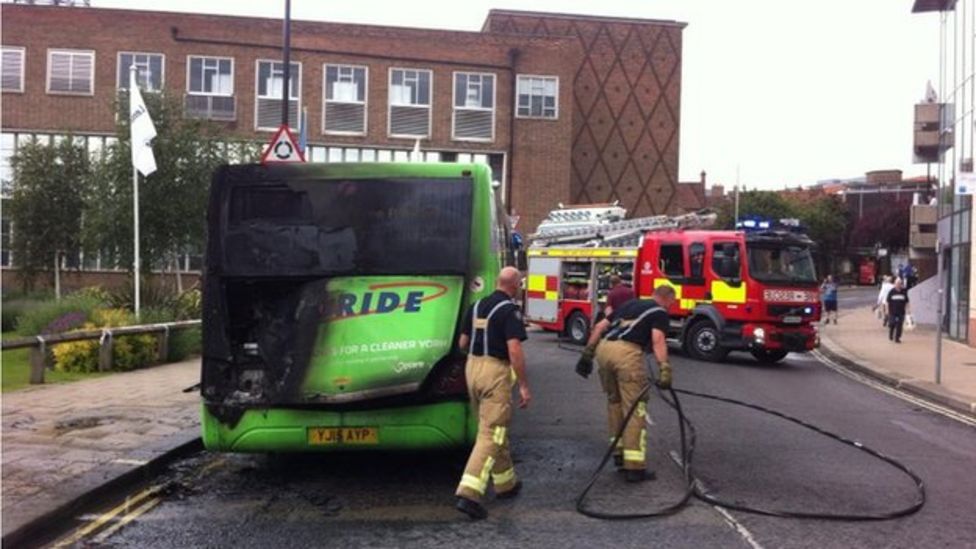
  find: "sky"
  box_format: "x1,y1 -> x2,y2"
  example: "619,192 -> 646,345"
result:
91,0 -> 944,190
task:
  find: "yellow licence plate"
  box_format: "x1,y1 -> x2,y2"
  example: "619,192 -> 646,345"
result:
307,427 -> 379,446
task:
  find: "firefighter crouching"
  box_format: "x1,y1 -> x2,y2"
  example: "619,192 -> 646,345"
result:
455,266 -> 532,520
574,285 -> 677,482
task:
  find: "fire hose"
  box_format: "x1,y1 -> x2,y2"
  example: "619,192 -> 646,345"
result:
570,352 -> 926,521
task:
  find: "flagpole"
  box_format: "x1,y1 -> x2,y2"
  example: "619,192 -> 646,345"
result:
130,65 -> 141,318
133,165 -> 140,318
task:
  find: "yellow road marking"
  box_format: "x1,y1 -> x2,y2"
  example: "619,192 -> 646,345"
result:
90,497 -> 161,543
51,484 -> 163,548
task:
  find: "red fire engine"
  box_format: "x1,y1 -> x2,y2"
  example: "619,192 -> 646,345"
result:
525,206 -> 821,363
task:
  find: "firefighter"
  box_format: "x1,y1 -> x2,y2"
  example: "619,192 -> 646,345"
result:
574,285 -> 677,482
455,266 -> 532,520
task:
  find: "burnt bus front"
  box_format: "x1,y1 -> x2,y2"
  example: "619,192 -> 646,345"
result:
200,163 -> 501,452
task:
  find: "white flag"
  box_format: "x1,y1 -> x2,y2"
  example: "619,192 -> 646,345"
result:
129,68 -> 157,176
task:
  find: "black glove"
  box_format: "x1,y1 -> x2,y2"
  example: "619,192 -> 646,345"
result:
575,344 -> 596,379
657,361 -> 672,389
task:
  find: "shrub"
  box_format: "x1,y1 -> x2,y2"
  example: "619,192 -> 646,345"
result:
69,286 -> 112,306
2,299 -> 42,333
15,294 -> 101,336
167,326 -> 201,362
173,289 -> 202,320
51,308 -> 158,373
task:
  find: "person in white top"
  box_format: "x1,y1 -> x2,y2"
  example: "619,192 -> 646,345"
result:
875,275 -> 895,326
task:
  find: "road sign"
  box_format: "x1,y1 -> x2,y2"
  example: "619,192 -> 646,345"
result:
261,125 -> 306,164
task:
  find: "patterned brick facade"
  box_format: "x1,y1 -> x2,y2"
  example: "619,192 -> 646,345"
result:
484,10 -> 685,216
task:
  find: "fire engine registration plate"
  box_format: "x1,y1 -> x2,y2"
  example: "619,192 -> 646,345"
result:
783,315 -> 802,325
308,427 -> 379,445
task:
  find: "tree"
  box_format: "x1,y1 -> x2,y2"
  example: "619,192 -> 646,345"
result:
83,92 -> 259,280
714,190 -> 797,229
9,137 -> 89,292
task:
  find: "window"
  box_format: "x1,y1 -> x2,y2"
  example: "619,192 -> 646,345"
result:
2,47 -> 25,92
388,68 -> 432,137
117,52 -> 164,91
659,243 -> 685,279
324,64 -> 367,135
453,72 -> 495,141
711,242 -> 741,280
689,242 -> 706,280
187,56 -> 233,95
517,75 -> 558,119
255,60 -> 301,130
47,49 -> 94,95
1,133 -> 14,197
185,56 -> 235,121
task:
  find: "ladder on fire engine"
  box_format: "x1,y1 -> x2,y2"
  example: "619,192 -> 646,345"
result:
528,208 -> 718,248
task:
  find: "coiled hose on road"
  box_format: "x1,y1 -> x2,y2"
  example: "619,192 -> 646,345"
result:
569,350 -> 927,521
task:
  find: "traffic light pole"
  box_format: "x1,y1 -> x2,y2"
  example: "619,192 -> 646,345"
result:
282,0 -> 291,126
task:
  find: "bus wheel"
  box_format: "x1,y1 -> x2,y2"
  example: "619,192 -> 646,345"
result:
566,311 -> 590,345
687,321 -> 729,362
751,349 -> 789,364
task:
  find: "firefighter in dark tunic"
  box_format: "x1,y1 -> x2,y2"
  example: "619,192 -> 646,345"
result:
454,267 -> 532,520
575,285 -> 677,482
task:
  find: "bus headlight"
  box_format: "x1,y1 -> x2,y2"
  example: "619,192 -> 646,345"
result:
753,327 -> 766,344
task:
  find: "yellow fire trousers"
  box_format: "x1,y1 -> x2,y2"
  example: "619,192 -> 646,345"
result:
595,339 -> 650,471
456,355 -> 519,502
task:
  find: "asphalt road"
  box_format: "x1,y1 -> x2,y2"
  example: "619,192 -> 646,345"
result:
77,332 -> 975,549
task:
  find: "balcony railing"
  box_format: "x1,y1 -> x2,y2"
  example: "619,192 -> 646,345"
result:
184,94 -> 236,121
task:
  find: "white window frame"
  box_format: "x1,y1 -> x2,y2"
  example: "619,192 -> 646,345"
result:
46,48 -> 95,96
515,74 -> 559,120
2,46 -> 26,93
117,51 -> 165,91
254,59 -> 302,132
387,67 -> 433,139
185,55 -> 234,97
322,63 -> 368,136
452,71 -> 496,143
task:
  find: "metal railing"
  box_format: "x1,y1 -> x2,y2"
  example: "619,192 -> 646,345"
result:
1,320 -> 201,385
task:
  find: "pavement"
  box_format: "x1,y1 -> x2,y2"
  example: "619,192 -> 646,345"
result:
1,358 -> 201,545
817,300 -> 976,416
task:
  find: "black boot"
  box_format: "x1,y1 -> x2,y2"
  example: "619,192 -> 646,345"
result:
624,469 -> 657,483
455,496 -> 487,520
613,454 -> 624,469
496,480 -> 522,500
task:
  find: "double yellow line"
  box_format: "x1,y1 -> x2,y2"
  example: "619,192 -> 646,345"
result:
51,484 -> 163,548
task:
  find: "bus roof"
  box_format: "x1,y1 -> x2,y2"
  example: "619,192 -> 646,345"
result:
220,161 -> 493,182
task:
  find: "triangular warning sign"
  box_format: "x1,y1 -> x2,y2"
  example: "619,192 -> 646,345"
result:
261,125 -> 306,164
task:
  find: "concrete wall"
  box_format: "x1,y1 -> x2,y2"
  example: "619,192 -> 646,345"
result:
909,274 -> 940,326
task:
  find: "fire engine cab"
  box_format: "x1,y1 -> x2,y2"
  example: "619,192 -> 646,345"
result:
525,205 -> 821,364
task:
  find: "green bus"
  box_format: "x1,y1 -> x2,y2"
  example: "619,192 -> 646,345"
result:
200,162 -> 513,452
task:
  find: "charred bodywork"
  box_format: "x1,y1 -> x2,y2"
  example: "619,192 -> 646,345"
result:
201,163 -> 501,448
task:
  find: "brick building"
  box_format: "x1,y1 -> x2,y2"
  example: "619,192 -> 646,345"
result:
0,4 -> 685,279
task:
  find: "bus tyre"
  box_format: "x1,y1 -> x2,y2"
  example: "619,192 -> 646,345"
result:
750,349 -> 789,364
566,311 -> 590,345
687,321 -> 729,362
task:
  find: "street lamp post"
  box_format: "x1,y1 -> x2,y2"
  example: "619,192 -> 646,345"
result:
935,239 -> 944,384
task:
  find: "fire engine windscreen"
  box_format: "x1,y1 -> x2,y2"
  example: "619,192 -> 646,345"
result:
221,178 -> 473,276
746,245 -> 818,285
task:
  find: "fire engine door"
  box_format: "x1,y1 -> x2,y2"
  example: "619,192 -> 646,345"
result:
709,241 -> 747,307
683,241 -> 708,309
526,257 -> 560,322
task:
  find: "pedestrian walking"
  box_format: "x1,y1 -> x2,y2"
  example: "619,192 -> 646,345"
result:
821,275 -> 839,324
574,285 -> 678,483
886,278 -> 911,343
455,266 -> 532,520
875,275 -> 895,326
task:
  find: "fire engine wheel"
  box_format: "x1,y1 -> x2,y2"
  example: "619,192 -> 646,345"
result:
566,311 -> 590,345
686,321 -> 729,362
750,349 -> 790,364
